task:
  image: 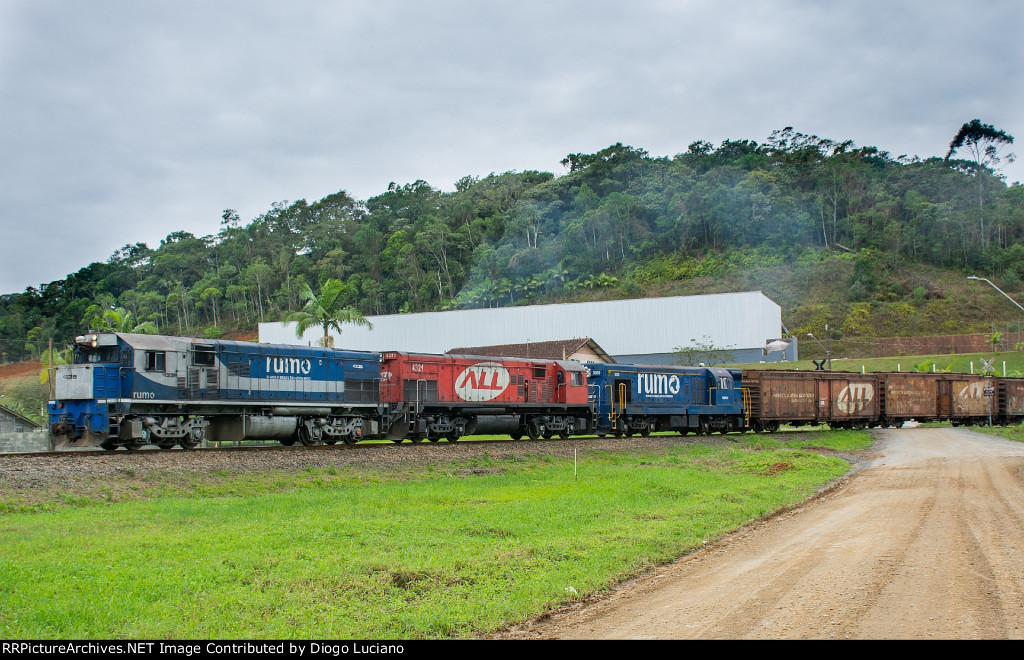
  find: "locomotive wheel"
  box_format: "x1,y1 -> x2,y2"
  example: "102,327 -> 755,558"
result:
124,441 -> 144,450
100,440 -> 119,450
700,420 -> 712,435
446,433 -> 460,443
510,432 -> 523,441
297,425 -> 317,446
157,441 -> 177,450
179,438 -> 199,450
344,435 -> 359,445
428,437 -> 440,443
542,431 -> 553,440
280,437 -> 296,446
527,421 -> 542,440
409,435 -> 424,444
559,429 -> 570,439
641,425 -> 651,437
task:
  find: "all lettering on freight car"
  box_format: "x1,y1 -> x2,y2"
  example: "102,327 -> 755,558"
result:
835,384 -> 874,414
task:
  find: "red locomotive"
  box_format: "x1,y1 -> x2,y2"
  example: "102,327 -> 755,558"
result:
379,352 -> 591,442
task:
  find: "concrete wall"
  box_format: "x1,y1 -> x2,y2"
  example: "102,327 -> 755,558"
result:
0,430 -> 51,453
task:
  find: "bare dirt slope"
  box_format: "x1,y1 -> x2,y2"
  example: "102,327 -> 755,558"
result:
501,427 -> 1024,639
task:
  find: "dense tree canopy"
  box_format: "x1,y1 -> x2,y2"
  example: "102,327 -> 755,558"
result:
2,124 -> 1022,360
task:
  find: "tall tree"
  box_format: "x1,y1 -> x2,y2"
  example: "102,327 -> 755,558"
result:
287,279 -> 372,348
945,119 -> 1016,248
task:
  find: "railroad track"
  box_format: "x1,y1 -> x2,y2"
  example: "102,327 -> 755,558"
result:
0,432 -> 650,460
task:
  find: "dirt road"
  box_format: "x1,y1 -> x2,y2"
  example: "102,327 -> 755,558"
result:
502,427 -> 1024,639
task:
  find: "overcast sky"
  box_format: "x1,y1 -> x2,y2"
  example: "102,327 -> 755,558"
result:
1,0 -> 1021,295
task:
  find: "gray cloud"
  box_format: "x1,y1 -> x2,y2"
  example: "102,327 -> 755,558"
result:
1,0 -> 1021,294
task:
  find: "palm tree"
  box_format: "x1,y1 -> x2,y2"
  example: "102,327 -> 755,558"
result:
288,279 -> 372,348
82,304 -> 158,334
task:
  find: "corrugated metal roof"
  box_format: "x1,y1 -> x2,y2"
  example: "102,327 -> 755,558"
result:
259,291 -> 782,356
448,338 -> 614,362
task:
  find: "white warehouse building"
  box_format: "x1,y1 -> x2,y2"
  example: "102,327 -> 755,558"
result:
259,291 -> 796,365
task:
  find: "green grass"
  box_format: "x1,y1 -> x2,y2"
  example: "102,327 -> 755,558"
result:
967,424 -> 1024,444
0,432 -> 869,639
731,350 -> 1024,376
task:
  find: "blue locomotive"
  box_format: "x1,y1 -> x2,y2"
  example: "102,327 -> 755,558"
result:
585,363 -> 746,436
48,332 -> 382,449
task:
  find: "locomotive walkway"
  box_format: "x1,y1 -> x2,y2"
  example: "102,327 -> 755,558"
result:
501,427 -> 1024,639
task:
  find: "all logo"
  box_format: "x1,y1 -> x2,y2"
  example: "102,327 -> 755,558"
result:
455,362 -> 511,401
957,382 -> 985,400
835,383 -> 875,414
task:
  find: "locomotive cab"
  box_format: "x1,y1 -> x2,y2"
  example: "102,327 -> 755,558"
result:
72,332 -> 121,364
49,333 -> 132,449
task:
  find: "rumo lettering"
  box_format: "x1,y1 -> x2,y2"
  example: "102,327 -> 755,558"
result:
265,357 -> 312,375
637,373 -> 680,396
835,383 -> 874,414
455,362 -> 511,401
133,392 -> 155,399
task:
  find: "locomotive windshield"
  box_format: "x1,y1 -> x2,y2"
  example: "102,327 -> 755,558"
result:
73,346 -> 119,364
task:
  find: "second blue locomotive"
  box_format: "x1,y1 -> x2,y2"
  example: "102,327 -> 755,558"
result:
585,363 -> 746,436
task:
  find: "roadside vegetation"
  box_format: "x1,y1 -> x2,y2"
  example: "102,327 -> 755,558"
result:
968,424 -> 1024,444
0,431 -> 869,639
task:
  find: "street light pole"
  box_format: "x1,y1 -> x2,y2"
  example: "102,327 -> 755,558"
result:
967,276 -> 1024,314
807,324 -> 831,370
968,276 -> 1024,351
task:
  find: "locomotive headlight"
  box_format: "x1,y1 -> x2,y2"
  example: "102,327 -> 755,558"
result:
75,334 -> 98,348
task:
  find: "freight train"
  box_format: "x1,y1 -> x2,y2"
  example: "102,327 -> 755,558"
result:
47,332 -> 1023,450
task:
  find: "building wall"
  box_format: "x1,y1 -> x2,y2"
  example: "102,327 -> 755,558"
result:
0,430 -> 50,453
260,292 -> 786,360
0,410 -> 38,433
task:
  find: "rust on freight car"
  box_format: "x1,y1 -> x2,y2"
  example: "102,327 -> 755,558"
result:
741,370 -> 879,429
878,373 -> 993,424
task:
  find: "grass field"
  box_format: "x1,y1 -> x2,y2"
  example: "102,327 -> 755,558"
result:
0,431 -> 869,639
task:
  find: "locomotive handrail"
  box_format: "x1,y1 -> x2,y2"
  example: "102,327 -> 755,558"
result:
740,387 -> 751,426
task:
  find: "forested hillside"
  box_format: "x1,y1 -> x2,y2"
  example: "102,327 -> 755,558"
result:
2,124 -> 1021,364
